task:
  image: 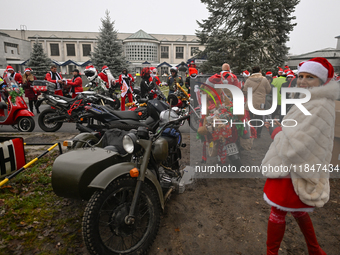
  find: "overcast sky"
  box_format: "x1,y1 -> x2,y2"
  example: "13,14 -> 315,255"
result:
1,0 -> 339,55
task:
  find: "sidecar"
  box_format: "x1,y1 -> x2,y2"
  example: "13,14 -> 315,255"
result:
52,128 -> 132,200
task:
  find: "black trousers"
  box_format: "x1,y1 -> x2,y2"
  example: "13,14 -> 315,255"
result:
249,112 -> 264,137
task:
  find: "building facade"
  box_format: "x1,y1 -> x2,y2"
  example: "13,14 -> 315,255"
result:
0,29 -> 205,75
287,36 -> 340,73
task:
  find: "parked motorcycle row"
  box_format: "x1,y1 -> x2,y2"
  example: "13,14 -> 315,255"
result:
1,75 -> 246,255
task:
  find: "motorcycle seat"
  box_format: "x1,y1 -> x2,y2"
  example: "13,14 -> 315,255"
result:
112,110 -> 141,120
0,102 -> 8,109
138,98 -> 148,104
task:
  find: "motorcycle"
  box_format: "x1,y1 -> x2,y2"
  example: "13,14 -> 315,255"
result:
85,81 -> 121,110
34,80 -> 117,132
167,82 -> 201,132
0,80 -> 35,132
52,108 -> 189,255
67,98 -> 169,148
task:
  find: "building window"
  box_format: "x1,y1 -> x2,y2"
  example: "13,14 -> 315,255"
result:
161,66 -> 168,75
161,46 -> 169,58
82,44 -> 91,56
176,47 -> 184,59
125,42 -> 158,62
66,44 -> 76,56
4,42 -> 19,54
191,47 -> 199,56
50,43 -> 60,56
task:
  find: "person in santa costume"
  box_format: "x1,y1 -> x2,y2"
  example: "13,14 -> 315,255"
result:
22,68 -> 40,114
262,57 -> 338,255
188,61 -> 196,68
3,65 -> 22,86
185,67 -> 198,94
149,67 -> 161,86
98,65 -> 116,89
45,64 -> 64,96
118,68 -> 134,111
64,69 -> 83,98
272,67 -> 284,79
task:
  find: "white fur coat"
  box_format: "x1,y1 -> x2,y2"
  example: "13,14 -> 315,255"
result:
262,81 -> 340,207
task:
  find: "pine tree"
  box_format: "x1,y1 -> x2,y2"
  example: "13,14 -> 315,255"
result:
91,10 -> 126,77
27,41 -> 51,79
196,0 -> 300,74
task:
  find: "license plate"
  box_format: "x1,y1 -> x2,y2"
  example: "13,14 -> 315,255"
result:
226,143 -> 238,155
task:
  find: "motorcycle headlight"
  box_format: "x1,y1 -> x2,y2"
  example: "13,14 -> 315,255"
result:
123,133 -> 138,154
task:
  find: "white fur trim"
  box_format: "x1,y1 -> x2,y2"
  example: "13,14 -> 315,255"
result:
298,61 -> 328,82
263,193 -> 314,212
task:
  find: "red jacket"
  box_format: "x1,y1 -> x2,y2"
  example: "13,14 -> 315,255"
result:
66,76 -> 83,94
4,72 -> 23,85
119,73 -> 134,87
45,71 -> 63,90
149,76 -> 161,86
98,72 -> 110,88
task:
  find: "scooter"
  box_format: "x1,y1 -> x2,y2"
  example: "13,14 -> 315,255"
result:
0,80 -> 35,132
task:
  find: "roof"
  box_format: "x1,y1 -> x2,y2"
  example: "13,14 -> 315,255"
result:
157,62 -> 172,68
289,48 -> 340,59
126,30 -> 157,41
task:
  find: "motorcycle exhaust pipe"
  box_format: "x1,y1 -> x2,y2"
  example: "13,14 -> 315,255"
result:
164,186 -> 175,204
46,115 -> 66,122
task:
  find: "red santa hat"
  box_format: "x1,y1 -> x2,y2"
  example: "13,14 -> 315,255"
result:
286,71 -> 295,78
102,65 -> 109,71
149,67 -> 157,73
284,69 -> 291,75
277,67 -> 283,73
298,57 -> 334,84
242,70 -> 250,77
24,68 -> 32,73
6,65 -> 14,71
189,67 -> 198,76
266,71 -> 272,76
284,65 -> 290,69
86,65 -> 96,70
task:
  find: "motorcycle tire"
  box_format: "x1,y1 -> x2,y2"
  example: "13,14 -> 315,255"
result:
110,95 -> 121,110
38,108 -> 63,132
189,109 -> 200,132
82,177 -> 161,255
17,116 -> 35,132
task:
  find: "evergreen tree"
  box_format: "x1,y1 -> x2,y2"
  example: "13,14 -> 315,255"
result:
27,41 -> 51,79
196,0 -> 300,74
91,10 -> 126,77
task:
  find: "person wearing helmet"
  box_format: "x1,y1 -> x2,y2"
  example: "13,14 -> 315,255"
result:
45,64 -> 64,96
166,67 -> 183,94
84,65 -> 98,82
119,68 -> 134,111
140,67 -> 155,99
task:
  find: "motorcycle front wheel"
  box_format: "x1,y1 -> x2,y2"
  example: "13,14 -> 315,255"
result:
82,177 -> 161,255
110,95 -> 121,110
38,108 -> 63,132
189,108 -> 200,132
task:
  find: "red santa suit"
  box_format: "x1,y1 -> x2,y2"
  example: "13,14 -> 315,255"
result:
119,73 -> 134,111
98,72 -> 109,88
45,71 -> 63,96
66,75 -> 83,98
4,72 -> 23,86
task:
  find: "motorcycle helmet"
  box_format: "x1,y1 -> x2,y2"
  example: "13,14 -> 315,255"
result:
159,109 -> 179,126
84,65 -> 98,82
141,67 -> 150,79
170,66 -> 178,74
